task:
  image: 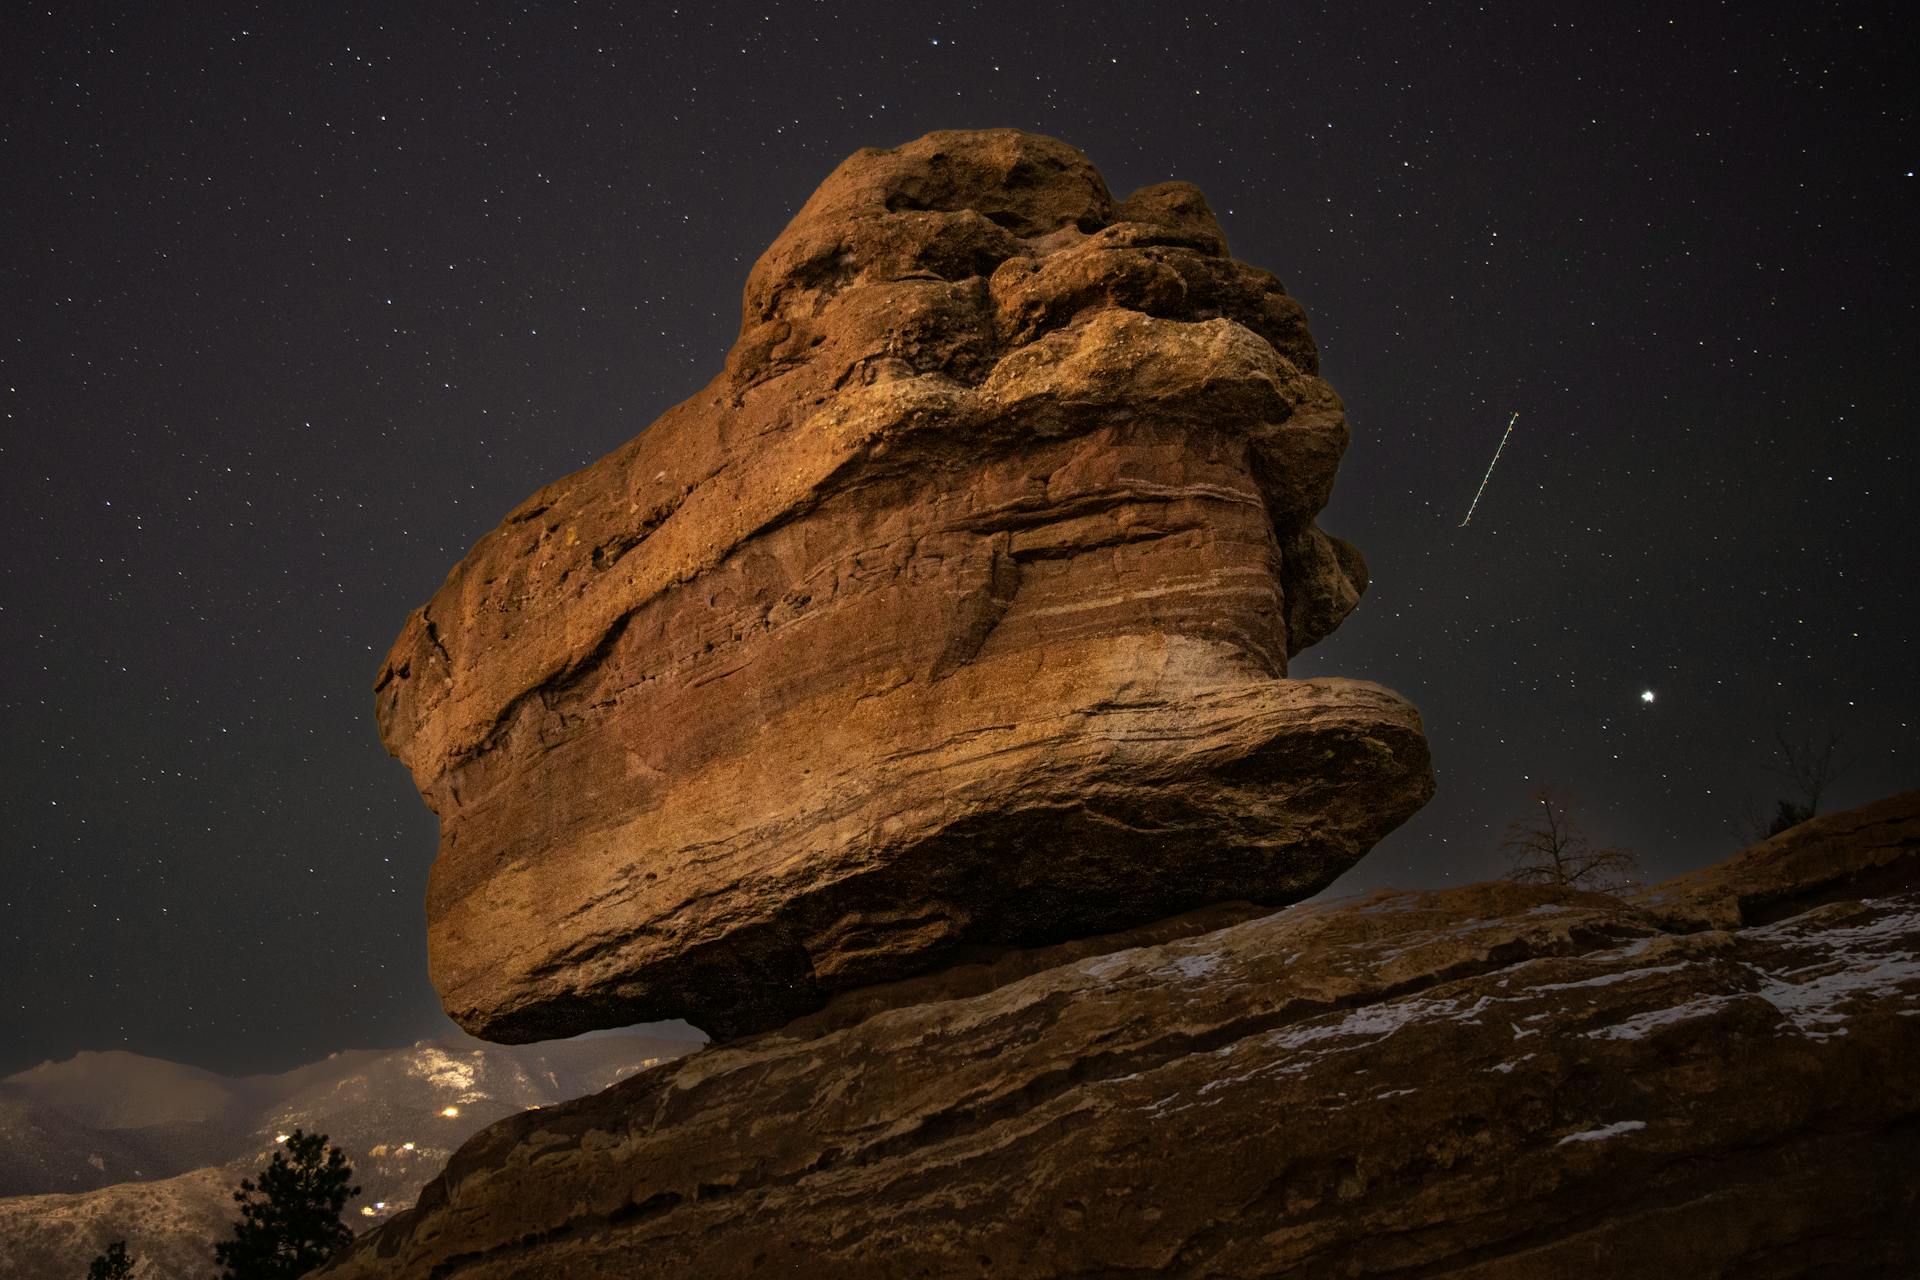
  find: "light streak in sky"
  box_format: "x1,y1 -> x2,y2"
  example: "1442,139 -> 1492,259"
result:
1458,411 -> 1519,527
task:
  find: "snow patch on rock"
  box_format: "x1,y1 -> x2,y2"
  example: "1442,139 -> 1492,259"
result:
1557,1119 -> 1646,1145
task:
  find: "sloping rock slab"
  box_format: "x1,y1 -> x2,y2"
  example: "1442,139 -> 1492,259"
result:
324,792 -> 1920,1278
373,128 -> 1432,1043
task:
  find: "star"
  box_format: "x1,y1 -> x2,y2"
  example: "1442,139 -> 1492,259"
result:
1640,690 -> 1657,705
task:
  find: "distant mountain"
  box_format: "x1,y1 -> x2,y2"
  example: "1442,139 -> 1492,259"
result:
0,1083 -> 165,1196
4,1050 -> 246,1130
0,1167 -> 234,1280
0,1051 -> 258,1194
0,1030 -> 700,1279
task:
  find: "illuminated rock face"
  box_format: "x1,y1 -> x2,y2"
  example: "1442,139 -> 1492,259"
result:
325,795 -> 1920,1280
373,129 -> 1434,1044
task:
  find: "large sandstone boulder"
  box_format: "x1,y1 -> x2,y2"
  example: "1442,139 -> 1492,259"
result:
323,793 -> 1920,1278
374,129 -> 1433,1043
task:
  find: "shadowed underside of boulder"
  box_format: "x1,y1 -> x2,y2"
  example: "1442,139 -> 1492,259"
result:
323,792 -> 1920,1279
373,128 -> 1434,1043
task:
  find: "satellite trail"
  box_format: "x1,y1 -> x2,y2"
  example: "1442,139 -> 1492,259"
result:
1458,411 -> 1519,527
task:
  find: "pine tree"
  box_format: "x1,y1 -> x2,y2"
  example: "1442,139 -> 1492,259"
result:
213,1129 -> 360,1279
85,1241 -> 134,1279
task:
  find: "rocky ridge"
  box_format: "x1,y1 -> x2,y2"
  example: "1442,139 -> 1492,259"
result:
374,128 -> 1433,1045
0,1032 -> 697,1280
325,792 -> 1920,1278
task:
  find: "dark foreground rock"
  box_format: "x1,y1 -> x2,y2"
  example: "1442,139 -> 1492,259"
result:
373,128 -> 1432,1045
323,792 -> 1920,1278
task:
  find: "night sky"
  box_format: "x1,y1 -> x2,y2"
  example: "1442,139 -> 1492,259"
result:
5,2 -> 1913,1077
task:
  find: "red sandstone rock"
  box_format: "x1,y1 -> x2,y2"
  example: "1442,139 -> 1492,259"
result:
322,793 -> 1920,1279
373,129 -> 1433,1043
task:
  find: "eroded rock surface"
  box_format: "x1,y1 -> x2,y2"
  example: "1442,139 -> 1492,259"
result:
324,792 -> 1920,1279
374,129 -> 1433,1043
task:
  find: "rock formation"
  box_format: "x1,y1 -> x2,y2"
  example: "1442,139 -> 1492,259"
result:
374,129 -> 1433,1043
323,793 -> 1920,1278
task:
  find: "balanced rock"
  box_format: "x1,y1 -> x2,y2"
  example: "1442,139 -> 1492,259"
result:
324,793 -> 1920,1278
374,129 -> 1434,1043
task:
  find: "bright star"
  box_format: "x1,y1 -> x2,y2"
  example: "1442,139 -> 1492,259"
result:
1640,690 -> 1656,704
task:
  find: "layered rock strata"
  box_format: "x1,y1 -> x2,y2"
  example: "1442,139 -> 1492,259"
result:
374,129 -> 1433,1043
324,792 -> 1920,1278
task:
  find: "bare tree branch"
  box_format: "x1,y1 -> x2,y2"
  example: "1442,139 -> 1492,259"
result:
1766,731 -> 1854,818
1502,787 -> 1642,894
1734,730 -> 1857,842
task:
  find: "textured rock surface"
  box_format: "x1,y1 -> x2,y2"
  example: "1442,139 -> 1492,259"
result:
0,1167 -> 236,1280
373,129 -> 1433,1043
324,792 -> 1920,1279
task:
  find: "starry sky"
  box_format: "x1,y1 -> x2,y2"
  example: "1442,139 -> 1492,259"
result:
4,2 -> 1913,1076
